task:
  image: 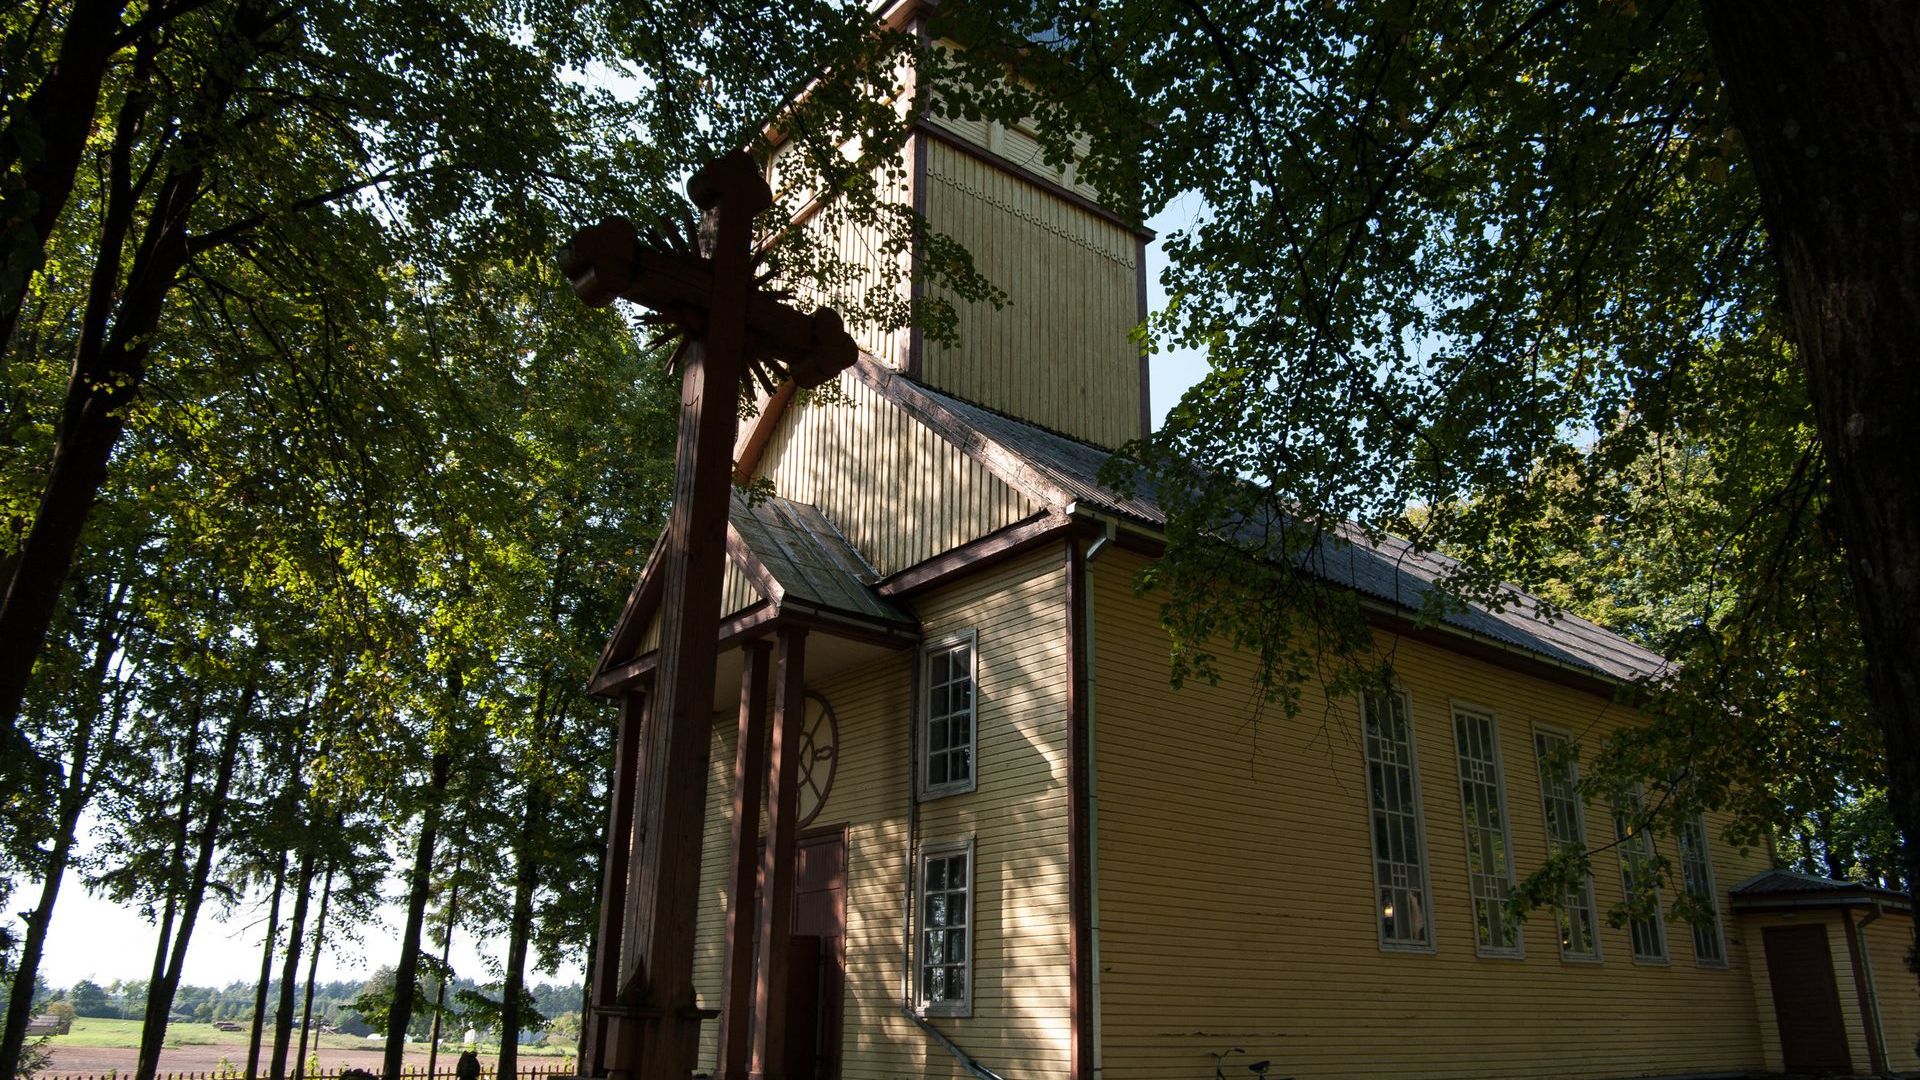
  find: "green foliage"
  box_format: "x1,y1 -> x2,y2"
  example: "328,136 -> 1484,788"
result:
924,0 -> 1901,917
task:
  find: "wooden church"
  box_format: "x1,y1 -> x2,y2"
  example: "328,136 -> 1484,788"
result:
576,4 -> 1920,1078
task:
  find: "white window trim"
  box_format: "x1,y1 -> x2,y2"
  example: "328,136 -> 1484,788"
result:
1678,813 -> 1729,968
1530,723 -> 1603,964
918,630 -> 979,800
915,837 -> 976,1018
1362,688 -> 1437,954
1613,784 -> 1669,964
1450,701 -> 1523,959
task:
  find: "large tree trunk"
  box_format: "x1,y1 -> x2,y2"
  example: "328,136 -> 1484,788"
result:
269,842 -> 317,1080
137,698 -> 250,1080
247,854 -> 288,1080
0,580 -> 124,1079
0,0 -> 131,357
0,0 -> 272,744
1701,0 -> 1920,968
383,748 -> 452,1080
293,861 -> 333,1080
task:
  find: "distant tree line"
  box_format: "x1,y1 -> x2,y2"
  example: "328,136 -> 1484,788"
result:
21,976 -> 581,1044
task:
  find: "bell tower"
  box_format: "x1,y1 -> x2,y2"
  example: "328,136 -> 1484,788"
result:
770,4 -> 1152,449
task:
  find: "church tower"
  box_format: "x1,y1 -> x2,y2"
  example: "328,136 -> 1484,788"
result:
768,2 -> 1151,449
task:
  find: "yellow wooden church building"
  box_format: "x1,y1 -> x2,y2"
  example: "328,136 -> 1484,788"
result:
584,7 -> 1920,1078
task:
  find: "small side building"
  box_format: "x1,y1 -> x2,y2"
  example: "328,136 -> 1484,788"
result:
1731,870 -> 1917,1076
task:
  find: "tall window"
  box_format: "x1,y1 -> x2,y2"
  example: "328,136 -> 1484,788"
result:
921,633 -> 977,797
1453,706 -> 1519,955
1363,690 -> 1432,949
1612,787 -> 1667,961
1677,814 -> 1726,965
918,841 -> 973,1015
1533,728 -> 1600,960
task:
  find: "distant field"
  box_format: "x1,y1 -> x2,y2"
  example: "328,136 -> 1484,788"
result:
39,1018 -> 576,1079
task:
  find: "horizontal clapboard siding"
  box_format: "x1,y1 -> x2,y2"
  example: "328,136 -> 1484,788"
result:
690,547 -> 1073,1078
920,139 -> 1141,450
1089,548 -> 1769,1080
1860,912 -> 1920,1074
755,369 -> 1034,577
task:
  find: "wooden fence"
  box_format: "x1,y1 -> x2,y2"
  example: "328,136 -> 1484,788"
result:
46,1065 -> 578,1080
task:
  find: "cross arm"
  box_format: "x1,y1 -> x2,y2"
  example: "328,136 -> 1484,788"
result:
558,219 -> 856,390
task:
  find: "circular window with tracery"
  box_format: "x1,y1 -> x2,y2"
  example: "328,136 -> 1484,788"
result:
796,690 -> 839,829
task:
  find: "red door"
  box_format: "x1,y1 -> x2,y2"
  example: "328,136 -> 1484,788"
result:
1763,923 -> 1853,1074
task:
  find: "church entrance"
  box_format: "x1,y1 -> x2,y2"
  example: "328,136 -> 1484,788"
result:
760,826 -> 846,1080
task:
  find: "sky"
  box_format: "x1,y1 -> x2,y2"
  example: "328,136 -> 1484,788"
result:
28,195 -> 1214,996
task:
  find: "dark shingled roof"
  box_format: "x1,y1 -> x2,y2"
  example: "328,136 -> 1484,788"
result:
911,379 -> 1670,685
730,492 -> 913,630
1729,869 -> 1912,912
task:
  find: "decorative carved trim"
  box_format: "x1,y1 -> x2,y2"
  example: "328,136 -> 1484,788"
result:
924,163 -> 1139,267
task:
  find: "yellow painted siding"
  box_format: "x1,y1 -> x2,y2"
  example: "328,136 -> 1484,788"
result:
920,139 -> 1142,449
1863,912 -> 1920,1073
1088,548 -> 1770,1080
783,162 -> 914,368
1740,910 -> 1871,1073
689,547 -> 1073,1078
925,112 -> 1101,203
753,368 -> 1036,577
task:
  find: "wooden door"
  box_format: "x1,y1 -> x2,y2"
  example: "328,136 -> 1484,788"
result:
1763,923 -> 1853,1074
787,828 -> 846,1080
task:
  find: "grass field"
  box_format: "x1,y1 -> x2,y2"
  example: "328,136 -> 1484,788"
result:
37,1017 -> 577,1079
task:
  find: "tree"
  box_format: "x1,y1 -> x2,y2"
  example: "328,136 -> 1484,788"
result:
926,0 -> 1917,933
66,982 -> 110,1020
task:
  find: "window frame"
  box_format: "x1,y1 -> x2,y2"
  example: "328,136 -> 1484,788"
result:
915,837 -> 976,1017
918,630 -> 979,800
1530,723 -> 1603,963
1451,701 -> 1523,958
1612,784 -> 1669,964
1676,813 -> 1728,968
1361,688 -> 1437,953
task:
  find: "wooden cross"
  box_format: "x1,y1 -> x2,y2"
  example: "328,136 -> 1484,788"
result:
559,151 -> 855,1080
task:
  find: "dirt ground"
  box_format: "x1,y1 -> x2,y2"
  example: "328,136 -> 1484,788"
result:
41,1044 -> 567,1079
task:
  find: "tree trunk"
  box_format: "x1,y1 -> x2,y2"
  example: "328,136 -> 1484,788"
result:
269,843 -> 317,1080
0,580 -> 123,1079
1700,0 -> 1920,980
0,0 -> 272,743
0,0 -> 131,357
137,697 -> 250,1080
294,861 -> 333,1080
383,748 -> 452,1080
497,792 -> 543,1080
424,847 -> 465,1080
247,854 -> 288,1080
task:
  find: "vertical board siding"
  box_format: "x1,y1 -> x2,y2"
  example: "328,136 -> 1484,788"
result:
1088,548 -> 1771,1080
925,112 -> 1102,203
775,148 -> 913,369
690,548 -> 1073,1079
754,369 -> 1034,577
921,140 -> 1141,449
1861,912 -> 1920,1074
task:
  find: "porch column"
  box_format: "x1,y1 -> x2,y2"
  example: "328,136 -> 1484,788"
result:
750,626 -> 808,1080
718,641 -> 773,1079
584,689 -> 646,1077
